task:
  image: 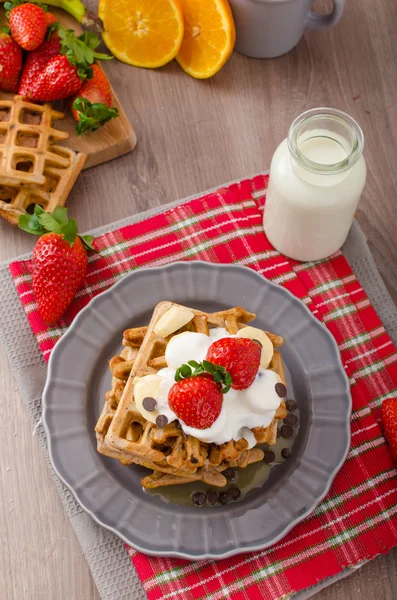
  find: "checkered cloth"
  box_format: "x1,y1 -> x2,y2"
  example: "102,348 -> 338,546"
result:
9,174 -> 397,600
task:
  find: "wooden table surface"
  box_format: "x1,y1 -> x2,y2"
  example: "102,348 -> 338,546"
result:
1,0 -> 397,598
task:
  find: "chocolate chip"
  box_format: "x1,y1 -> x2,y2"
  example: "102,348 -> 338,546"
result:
281,448 -> 292,459
276,428 -> 281,438
142,397 -> 157,412
219,491 -> 232,504
223,467 -> 236,482
252,339 -> 263,348
286,399 -> 297,412
155,414 -> 168,428
275,383 -> 287,398
206,490 -> 219,506
264,450 -> 276,464
284,413 -> 299,427
190,456 -> 198,464
281,424 -> 294,439
230,487 -> 241,501
191,491 -> 206,506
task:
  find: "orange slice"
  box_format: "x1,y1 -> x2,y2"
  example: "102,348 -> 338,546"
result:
176,0 -> 236,79
98,0 -> 184,69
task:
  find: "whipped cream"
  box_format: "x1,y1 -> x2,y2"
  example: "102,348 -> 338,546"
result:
133,328 -> 283,448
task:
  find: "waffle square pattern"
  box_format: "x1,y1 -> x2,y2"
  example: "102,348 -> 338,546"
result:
0,96 -> 86,225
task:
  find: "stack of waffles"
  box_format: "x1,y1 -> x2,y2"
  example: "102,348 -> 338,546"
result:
0,95 -> 86,225
95,302 -> 287,489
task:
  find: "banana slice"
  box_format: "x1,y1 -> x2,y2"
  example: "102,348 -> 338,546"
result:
236,326 -> 274,368
153,306 -> 194,338
133,375 -> 161,423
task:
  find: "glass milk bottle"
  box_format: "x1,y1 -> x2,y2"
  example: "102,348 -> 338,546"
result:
263,108 -> 366,261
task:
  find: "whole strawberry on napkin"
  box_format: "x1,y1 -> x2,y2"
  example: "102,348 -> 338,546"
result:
18,206 -> 96,324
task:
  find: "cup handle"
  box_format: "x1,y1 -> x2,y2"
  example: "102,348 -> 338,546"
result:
307,0 -> 345,30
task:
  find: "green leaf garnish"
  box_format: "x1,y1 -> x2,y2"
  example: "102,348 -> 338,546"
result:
174,359 -> 232,393
187,360 -> 200,368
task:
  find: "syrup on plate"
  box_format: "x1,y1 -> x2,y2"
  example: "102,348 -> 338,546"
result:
144,407 -> 299,507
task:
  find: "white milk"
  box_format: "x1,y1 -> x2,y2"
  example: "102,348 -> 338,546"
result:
264,109 -> 366,262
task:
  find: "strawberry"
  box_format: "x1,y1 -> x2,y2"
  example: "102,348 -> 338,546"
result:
8,3 -> 48,51
26,54 -> 83,101
0,32 -> 22,92
18,32 -> 61,96
382,399 -> 397,464
71,64 -> 119,135
20,25 -> 114,101
168,375 -> 223,429
18,205 -> 96,324
44,11 -> 57,27
206,338 -> 261,390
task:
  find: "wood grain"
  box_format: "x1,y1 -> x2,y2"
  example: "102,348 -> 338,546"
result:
0,0 -> 397,598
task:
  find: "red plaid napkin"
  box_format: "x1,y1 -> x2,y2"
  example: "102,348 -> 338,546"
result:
10,174 -> 397,599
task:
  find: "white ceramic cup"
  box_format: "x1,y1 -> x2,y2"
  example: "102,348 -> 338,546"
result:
228,0 -> 345,58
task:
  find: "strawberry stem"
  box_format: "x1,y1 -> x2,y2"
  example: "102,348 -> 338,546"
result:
48,24 -> 113,80
175,360 -> 232,394
73,97 -> 120,135
18,205 -> 97,251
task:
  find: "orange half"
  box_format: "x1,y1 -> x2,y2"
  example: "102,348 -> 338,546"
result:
98,0 -> 184,68
176,0 -> 236,79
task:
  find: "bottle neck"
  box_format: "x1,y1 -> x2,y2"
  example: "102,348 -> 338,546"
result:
287,108 -> 364,186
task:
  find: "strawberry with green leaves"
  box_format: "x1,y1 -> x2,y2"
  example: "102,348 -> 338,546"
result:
71,64 -> 120,135
19,206 -> 96,324
0,30 -> 23,92
21,25 -> 113,102
6,1 -> 48,51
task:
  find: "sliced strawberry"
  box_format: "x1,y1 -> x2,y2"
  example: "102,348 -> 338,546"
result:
206,337 -> 261,390
0,32 -> 22,92
168,375 -> 223,429
18,32 -> 61,96
71,64 -> 119,135
382,398 -> 397,464
9,3 -> 48,51
26,54 -> 83,101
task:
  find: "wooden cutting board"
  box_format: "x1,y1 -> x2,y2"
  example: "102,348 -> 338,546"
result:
0,7 -> 137,169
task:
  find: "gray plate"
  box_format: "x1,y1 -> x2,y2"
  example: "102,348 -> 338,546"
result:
43,261 -> 351,560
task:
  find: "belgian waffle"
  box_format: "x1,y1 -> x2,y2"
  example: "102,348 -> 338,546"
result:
0,96 -> 86,225
97,303 -> 287,489
0,96 -> 70,186
0,147 -> 86,225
